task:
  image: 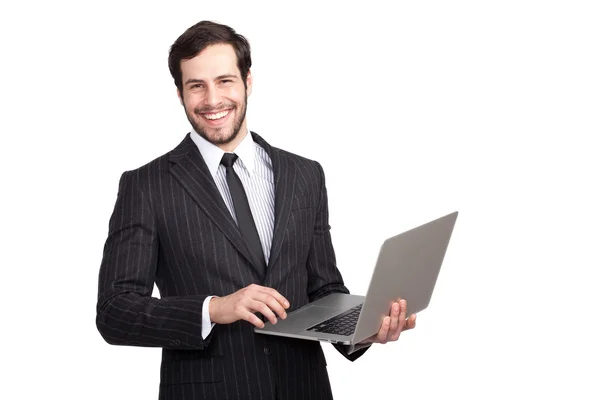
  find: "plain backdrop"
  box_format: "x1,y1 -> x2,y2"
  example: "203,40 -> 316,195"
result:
1,1 -> 599,399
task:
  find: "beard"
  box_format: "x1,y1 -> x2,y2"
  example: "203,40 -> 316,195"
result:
184,95 -> 248,146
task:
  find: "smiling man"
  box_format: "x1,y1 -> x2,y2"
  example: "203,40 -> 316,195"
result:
178,44 -> 249,150
96,21 -> 416,400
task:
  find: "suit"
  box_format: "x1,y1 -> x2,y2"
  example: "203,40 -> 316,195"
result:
96,132 -> 368,399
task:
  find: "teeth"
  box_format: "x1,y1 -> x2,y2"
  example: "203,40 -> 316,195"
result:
204,110 -> 230,120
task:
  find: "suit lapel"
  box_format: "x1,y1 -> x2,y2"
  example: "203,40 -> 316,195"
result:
168,134 -> 260,275
251,132 -> 297,271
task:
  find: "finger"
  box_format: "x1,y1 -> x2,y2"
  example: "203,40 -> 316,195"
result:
399,299 -> 407,324
257,286 -> 290,309
241,310 -> 265,328
387,299 -> 407,340
390,314 -> 415,341
377,317 -> 391,343
248,299 -> 279,324
397,315 -> 417,338
389,302 -> 400,336
254,292 -> 288,320
404,314 -> 417,330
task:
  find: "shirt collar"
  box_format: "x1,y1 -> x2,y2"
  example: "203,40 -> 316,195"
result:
190,128 -> 257,177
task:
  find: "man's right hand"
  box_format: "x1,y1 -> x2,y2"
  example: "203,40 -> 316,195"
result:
208,284 -> 290,329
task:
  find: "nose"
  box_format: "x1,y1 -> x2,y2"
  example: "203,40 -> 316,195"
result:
205,84 -> 222,108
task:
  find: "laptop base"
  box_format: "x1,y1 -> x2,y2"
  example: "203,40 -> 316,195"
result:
254,293 -> 365,345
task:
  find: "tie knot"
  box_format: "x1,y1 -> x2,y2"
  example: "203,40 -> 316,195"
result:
221,153 -> 239,168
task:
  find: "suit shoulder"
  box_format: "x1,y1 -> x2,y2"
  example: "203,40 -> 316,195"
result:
116,136 -> 189,184
119,151 -> 170,182
273,147 -> 323,172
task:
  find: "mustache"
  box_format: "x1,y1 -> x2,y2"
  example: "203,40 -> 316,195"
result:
194,104 -> 236,114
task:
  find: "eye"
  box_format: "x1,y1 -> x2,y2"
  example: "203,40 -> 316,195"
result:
190,83 -> 204,89
220,79 -> 233,84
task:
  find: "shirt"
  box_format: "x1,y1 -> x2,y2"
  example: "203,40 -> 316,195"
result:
189,129 -> 275,338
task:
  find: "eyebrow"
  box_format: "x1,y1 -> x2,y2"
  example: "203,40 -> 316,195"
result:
184,74 -> 239,86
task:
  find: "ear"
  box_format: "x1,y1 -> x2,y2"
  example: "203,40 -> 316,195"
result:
246,69 -> 253,96
177,88 -> 184,106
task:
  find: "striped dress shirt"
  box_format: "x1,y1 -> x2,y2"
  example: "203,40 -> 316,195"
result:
190,129 -> 275,337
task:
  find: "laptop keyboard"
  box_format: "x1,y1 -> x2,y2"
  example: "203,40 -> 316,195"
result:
307,304 -> 363,336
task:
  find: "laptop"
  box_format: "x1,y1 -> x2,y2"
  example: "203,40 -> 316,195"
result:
254,211 -> 458,345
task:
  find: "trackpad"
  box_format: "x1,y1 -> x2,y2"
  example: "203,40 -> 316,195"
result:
288,306 -> 339,331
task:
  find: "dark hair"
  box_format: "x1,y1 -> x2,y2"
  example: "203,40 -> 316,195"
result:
168,21 -> 252,93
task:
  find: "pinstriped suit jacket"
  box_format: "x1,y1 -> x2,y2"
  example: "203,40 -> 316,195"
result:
96,132 -> 368,400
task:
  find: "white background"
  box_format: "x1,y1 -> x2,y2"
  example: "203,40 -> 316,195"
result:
1,1 -> 599,399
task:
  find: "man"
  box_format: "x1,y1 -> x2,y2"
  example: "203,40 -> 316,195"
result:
96,20 -> 417,400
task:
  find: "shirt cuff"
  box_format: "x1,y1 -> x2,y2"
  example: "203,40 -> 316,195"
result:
202,296 -> 217,339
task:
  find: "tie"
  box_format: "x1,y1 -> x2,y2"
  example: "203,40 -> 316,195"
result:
220,153 -> 267,278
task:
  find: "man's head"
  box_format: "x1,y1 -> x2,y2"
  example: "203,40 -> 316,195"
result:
169,21 -> 253,150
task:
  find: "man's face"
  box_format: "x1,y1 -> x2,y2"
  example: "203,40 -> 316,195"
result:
178,44 -> 252,147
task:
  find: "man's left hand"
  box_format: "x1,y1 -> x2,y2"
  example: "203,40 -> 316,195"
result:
358,299 -> 416,344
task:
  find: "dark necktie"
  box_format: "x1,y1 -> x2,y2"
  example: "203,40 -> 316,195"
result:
220,153 -> 267,278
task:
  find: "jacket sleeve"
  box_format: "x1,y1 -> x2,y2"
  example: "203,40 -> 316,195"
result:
306,162 -> 371,361
96,170 -> 211,350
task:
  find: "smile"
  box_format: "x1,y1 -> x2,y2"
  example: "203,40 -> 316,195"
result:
202,109 -> 231,120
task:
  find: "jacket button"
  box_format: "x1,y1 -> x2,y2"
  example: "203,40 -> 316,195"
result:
173,339 -> 181,346
263,347 -> 272,355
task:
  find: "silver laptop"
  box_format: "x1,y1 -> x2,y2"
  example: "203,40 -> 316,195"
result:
254,211 -> 458,345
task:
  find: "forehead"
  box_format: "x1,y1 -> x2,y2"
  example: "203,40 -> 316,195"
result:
180,43 -> 240,80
